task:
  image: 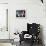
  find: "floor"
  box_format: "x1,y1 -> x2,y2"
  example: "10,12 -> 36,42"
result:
13,41 -> 42,46
19,41 -> 43,46
0,43 -> 13,46
0,42 -> 43,46
0,40 -> 43,46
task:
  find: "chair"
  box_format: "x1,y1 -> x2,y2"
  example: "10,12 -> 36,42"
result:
19,23 -> 40,46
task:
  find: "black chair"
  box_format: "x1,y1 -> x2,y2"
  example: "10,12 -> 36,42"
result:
27,23 -> 40,43
19,23 -> 40,45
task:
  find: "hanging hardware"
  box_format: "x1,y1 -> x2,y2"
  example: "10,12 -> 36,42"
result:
41,0 -> 43,3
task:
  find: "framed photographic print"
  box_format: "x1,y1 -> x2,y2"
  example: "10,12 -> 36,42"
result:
16,10 -> 25,17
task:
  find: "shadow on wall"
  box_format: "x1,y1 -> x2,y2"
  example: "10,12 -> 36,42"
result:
40,25 -> 45,46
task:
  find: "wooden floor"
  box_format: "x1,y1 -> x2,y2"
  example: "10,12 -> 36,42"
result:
19,41 -> 43,46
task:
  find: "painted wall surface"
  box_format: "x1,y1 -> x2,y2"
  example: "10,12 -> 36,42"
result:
0,4 -> 9,39
0,0 -> 46,46
0,0 -> 8,3
8,0 -> 46,45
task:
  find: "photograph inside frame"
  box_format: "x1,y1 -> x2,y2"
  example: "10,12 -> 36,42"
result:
16,10 -> 25,17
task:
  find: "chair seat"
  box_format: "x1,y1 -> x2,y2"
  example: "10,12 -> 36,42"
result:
24,34 -> 32,38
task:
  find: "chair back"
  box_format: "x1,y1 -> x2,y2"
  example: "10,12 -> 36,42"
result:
27,23 -> 40,36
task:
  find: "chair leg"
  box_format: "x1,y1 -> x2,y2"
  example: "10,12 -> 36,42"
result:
20,41 -> 21,45
30,40 -> 34,46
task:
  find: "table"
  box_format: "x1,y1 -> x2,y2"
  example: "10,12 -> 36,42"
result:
13,34 -> 20,46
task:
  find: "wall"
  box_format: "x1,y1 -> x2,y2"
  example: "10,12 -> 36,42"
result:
0,0 -> 46,46
0,0 -> 8,3
9,0 -> 46,45
0,0 -> 13,46
0,4 -> 9,39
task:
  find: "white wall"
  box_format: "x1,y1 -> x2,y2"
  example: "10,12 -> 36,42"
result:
8,0 -> 46,46
0,0 -> 8,3
0,0 -> 13,46
9,0 -> 46,44
0,4 -> 9,39
0,0 -> 46,46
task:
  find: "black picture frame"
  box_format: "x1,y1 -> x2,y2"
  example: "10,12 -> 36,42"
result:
16,10 -> 25,17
